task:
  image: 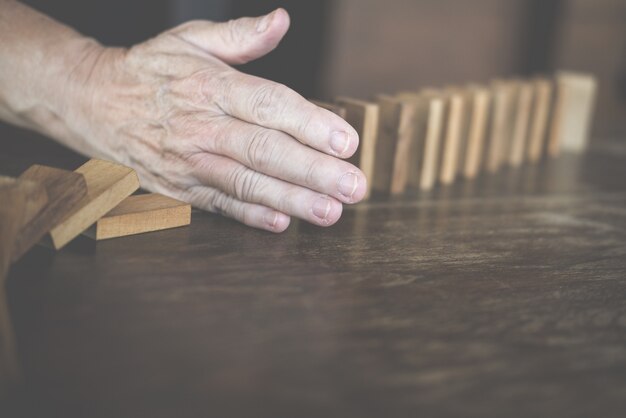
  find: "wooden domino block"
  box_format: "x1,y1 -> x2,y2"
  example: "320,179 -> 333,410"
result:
0,177 -> 48,280
462,86 -> 491,179
527,78 -> 553,162
396,92 -> 430,190
311,99 -> 347,119
84,193 -> 191,240
335,97 -> 380,199
418,93 -> 446,191
547,72 -> 597,156
389,96 -> 420,195
12,165 -> 88,261
486,81 -> 516,173
439,90 -> 465,184
508,81 -> 534,167
47,159 -> 140,249
371,96 -> 403,194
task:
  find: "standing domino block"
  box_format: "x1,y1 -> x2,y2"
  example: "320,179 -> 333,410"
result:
335,97 -> 380,199
439,90 -> 465,184
84,193 -> 191,240
419,93 -> 446,191
547,72 -> 597,156
13,165 -> 88,261
462,86 -> 491,179
486,81 -> 516,173
508,81 -> 534,167
527,78 -> 553,162
371,96 -> 403,194
389,97 -> 419,195
396,92 -> 429,190
48,159 -> 140,249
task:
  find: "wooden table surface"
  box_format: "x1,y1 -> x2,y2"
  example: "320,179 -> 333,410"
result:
2,129 -> 626,418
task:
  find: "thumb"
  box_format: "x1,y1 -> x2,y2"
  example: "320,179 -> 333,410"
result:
175,8 -> 290,65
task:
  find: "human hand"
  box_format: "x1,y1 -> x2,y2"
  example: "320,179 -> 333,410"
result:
66,8 -> 367,232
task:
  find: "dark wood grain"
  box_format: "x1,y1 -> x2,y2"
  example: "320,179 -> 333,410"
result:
1,132 -> 626,418
13,165 -> 88,262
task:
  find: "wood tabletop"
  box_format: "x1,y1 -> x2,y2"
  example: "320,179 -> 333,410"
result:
2,129 -> 626,418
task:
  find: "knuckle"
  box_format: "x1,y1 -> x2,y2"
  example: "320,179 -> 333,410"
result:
245,129 -> 277,171
250,83 -> 288,124
303,156 -> 325,188
227,166 -> 262,202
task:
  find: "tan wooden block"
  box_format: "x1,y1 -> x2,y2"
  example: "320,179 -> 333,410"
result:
12,165 -> 88,261
370,96 -> 402,194
462,86 -> 491,179
335,97 -> 380,199
396,92 -> 430,190
84,193 -> 191,240
527,78 -> 553,162
439,91 -> 465,184
47,159 -> 140,249
486,81 -> 516,173
389,97 -> 420,195
419,94 -> 446,191
310,99 -> 347,119
508,82 -> 534,167
0,177 -> 48,280
547,72 -> 597,156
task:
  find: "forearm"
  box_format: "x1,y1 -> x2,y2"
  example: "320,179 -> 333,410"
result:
0,0 -> 105,152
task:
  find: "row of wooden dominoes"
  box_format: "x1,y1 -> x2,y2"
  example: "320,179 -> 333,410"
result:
1,160 -> 191,280
315,71 -> 597,198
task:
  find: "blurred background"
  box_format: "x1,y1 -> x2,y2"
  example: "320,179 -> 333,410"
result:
17,0 -> 626,139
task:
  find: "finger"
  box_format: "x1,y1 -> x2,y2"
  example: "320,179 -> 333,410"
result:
212,72 -> 360,159
187,186 -> 291,233
189,153 -> 344,227
189,116 -> 366,203
173,8 -> 290,65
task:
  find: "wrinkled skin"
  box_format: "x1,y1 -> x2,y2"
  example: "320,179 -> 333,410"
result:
69,9 -> 367,232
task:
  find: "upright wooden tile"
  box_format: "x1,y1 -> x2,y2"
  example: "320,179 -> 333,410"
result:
508,82 -> 534,167
486,81 -> 516,173
335,98 -> 380,199
47,160 -> 140,249
419,94 -> 446,191
439,91 -> 465,184
462,86 -> 491,179
389,97 -> 420,195
396,92 -> 430,190
371,96 -> 402,194
527,78 -> 553,162
84,193 -> 191,240
547,72 -> 597,156
12,165 -> 88,261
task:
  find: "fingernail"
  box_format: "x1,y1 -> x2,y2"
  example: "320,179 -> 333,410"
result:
312,197 -> 331,220
264,211 -> 279,228
338,172 -> 358,199
256,11 -> 274,33
330,131 -> 350,156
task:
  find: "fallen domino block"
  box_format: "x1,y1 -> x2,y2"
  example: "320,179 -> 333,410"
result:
47,159 -> 140,249
12,165 -> 87,261
83,193 -> 191,240
0,177 -> 48,280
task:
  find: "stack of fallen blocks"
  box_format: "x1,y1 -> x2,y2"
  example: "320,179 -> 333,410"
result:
315,71 -> 597,198
1,160 -> 191,279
